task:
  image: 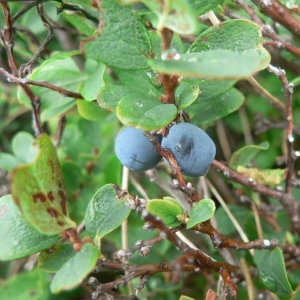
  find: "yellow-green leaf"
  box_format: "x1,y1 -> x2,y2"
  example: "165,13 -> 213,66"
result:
10,134 -> 77,235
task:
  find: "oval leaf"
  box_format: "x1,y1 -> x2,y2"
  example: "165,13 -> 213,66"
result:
50,243 -> 100,294
254,248 -> 293,297
147,198 -> 183,226
38,243 -> 76,273
237,166 -> 285,187
189,19 -> 262,53
187,88 -> 244,125
148,49 -> 271,80
176,83 -> 200,110
0,195 -> 59,261
117,93 -> 177,130
142,0 -> 198,34
98,85 -> 133,112
12,131 -> 38,164
84,0 -> 152,70
229,141 -> 269,170
80,63 -> 106,101
187,199 -> 216,229
10,134 -> 77,235
0,269 -> 49,300
85,184 -> 131,247
77,100 -> 109,121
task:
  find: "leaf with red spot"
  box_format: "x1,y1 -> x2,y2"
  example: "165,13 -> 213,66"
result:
10,134 -> 77,235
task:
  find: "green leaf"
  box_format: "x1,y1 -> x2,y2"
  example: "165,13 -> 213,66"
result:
229,142 -> 270,170
189,0 -> 224,16
187,88 -> 244,125
189,20 -> 263,53
146,198 -> 183,227
115,69 -> 163,98
117,93 -> 177,130
176,83 -> 200,110
84,0 -> 152,70
215,204 -> 252,236
183,78 -> 236,102
98,85 -> 132,112
50,243 -> 100,293
12,131 -> 38,164
186,199 -> 216,229
38,243 -> 76,273
80,63 -> 106,101
10,134 -> 77,235
77,100 -> 109,121
179,295 -> 196,300
142,0 -> 198,34
254,248 -> 293,296
18,55 -> 86,121
0,269 -> 50,300
148,49 -> 271,80
236,166 -> 285,187
0,152 -> 19,171
85,184 -> 131,247
63,11 -> 96,36
0,195 -> 59,261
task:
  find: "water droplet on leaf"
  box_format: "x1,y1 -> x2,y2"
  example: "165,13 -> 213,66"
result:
161,49 -> 181,60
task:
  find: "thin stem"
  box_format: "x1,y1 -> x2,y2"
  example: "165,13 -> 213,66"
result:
267,65 -> 295,196
251,0 -> 300,37
211,159 -> 300,233
0,4 -> 44,136
54,115 -> 66,148
0,68 -> 83,99
206,179 -> 253,256
121,166 -> 134,295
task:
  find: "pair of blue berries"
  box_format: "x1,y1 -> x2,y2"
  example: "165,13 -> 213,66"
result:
115,123 -> 216,177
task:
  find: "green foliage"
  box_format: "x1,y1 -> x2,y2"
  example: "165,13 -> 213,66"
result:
50,243 -> 100,293
146,197 -> 184,227
186,199 -> 216,229
117,93 -> 178,130
10,134 -> 77,235
229,142 -> 270,170
0,195 -> 59,261
85,184 -> 131,248
0,269 -> 50,300
254,248 -> 293,297
1,0 -> 300,299
149,49 -> 271,80
84,0 -> 152,69
38,244 -> 76,273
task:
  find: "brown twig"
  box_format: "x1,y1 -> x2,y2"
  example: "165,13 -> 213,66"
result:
267,65 -> 295,196
54,115 -> 66,148
91,259 -> 196,298
62,228 -> 84,252
142,212 -> 241,298
144,131 -> 198,205
195,221 -> 278,250
232,0 -> 300,57
0,68 -> 83,99
0,3 -> 44,136
159,28 -> 177,105
211,159 -> 300,233
19,2 -> 54,76
251,0 -> 300,37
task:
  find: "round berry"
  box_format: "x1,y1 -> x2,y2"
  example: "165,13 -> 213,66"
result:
161,123 -> 216,177
115,126 -> 162,171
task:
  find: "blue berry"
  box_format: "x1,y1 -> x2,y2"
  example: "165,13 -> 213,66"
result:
161,123 -> 216,177
115,126 -> 162,171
